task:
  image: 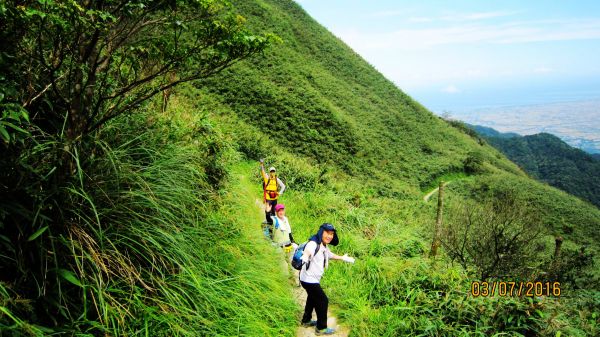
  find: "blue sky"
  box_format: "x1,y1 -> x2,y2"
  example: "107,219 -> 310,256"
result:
294,0 -> 600,112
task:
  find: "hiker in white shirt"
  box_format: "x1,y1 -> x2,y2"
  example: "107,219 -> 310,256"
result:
299,223 -> 355,335
271,204 -> 296,255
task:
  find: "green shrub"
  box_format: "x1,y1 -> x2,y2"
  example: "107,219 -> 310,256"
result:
463,151 -> 486,174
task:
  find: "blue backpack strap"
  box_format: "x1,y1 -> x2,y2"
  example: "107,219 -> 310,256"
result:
274,216 -> 280,229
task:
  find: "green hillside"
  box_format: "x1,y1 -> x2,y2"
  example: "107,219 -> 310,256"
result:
470,124 -> 522,139
2,0 -> 600,336
198,0 -> 525,193
473,129 -> 600,208
197,0 -> 600,245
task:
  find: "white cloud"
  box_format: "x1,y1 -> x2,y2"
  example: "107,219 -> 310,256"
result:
462,11 -> 520,21
533,66 -> 553,74
335,18 -> 600,51
408,17 -> 434,23
370,10 -> 408,18
466,69 -> 487,77
441,85 -> 461,94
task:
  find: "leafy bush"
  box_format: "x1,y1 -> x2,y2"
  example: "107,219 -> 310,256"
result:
543,246 -> 597,289
441,192 -> 544,279
0,105 -> 298,335
463,151 -> 486,174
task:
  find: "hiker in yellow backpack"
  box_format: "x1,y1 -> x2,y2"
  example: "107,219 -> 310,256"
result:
260,160 -> 286,232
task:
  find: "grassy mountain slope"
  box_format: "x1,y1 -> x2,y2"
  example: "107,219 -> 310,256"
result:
470,124 -> 522,139
183,0 -> 600,334
475,130 -> 600,208
197,0 -> 524,194
193,0 -> 600,247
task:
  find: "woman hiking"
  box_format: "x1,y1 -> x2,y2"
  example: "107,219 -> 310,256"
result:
271,204 -> 296,256
259,159 -> 285,229
300,223 -> 355,335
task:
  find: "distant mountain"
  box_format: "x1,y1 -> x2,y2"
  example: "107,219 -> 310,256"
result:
468,124 -> 521,139
450,100 -> 600,154
592,153 -> 600,161
470,126 -> 600,207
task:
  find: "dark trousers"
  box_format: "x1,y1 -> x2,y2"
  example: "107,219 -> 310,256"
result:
265,199 -> 277,224
300,281 -> 328,330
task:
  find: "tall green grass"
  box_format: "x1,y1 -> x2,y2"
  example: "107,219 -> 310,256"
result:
1,100 -> 297,335
251,150 -> 599,336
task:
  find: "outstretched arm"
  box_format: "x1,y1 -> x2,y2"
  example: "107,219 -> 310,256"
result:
330,252 -> 355,263
259,161 -> 267,181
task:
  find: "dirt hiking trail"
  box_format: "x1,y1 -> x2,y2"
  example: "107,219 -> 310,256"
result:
254,198 -> 349,337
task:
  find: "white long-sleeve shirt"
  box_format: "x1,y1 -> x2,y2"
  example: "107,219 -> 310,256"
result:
275,177 -> 286,195
299,241 -> 334,284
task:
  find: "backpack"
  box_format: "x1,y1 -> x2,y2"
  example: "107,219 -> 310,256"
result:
291,240 -> 320,271
263,177 -> 279,199
262,222 -> 272,240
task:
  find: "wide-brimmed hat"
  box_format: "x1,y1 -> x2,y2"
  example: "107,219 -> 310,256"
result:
315,222 -> 339,246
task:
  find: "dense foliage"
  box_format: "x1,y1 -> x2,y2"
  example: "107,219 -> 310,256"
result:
442,191 -> 544,280
470,125 -> 600,208
0,1 -> 281,334
471,124 -> 521,139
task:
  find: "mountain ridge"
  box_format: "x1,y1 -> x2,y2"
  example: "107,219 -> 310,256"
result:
466,124 -> 600,208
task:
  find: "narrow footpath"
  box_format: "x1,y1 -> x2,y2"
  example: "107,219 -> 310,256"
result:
231,162 -> 350,336
423,181 -> 451,202
254,198 -> 349,337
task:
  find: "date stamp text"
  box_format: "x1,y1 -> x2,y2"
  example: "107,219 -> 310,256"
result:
471,281 -> 561,297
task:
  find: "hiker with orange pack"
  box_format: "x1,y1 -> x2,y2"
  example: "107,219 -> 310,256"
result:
259,160 -> 286,235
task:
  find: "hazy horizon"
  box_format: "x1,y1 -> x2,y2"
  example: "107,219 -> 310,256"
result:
410,76 -> 600,113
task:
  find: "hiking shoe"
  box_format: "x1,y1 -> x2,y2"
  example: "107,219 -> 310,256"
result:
301,320 -> 317,327
315,327 -> 335,335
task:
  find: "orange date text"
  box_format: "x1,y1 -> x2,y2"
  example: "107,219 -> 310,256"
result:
470,281 -> 561,297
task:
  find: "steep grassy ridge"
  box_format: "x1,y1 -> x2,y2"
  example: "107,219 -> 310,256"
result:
193,0 -> 600,250
197,0 -> 523,193
187,0 -> 600,334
